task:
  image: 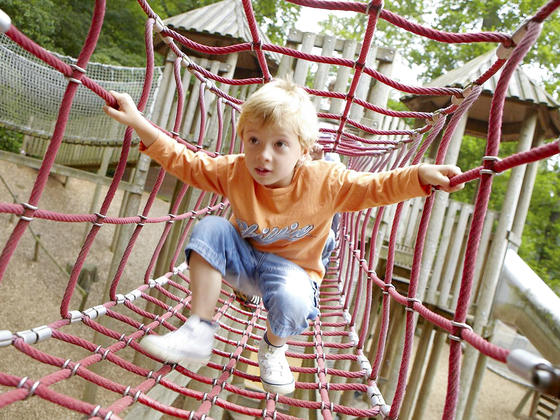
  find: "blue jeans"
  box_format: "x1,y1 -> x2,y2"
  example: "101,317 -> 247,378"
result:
185,216 -> 319,337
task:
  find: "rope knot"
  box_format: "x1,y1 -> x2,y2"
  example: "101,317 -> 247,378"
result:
251,40 -> 262,52
451,84 -> 475,106
496,20 -> 531,59
365,0 -> 383,16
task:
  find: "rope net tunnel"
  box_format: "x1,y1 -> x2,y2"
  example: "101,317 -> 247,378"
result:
0,1 -> 560,419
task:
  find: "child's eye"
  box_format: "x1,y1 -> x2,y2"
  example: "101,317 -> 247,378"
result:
249,136 -> 259,144
275,141 -> 287,148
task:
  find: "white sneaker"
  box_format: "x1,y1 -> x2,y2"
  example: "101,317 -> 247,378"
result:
258,337 -> 295,395
140,315 -> 217,364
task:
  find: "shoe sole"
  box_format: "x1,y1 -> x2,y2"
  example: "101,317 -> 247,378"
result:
260,378 -> 295,395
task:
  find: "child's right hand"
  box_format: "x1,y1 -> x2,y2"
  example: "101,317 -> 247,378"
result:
103,91 -> 161,148
103,91 -> 143,129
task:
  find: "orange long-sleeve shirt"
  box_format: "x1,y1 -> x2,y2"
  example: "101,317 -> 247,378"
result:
142,134 -> 430,283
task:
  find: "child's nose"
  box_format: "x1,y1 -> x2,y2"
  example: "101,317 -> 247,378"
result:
258,145 -> 272,162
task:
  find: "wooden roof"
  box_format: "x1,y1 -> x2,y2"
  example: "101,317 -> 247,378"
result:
402,50 -> 560,140
155,0 -> 280,78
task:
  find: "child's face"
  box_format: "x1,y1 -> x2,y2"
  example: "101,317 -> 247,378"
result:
242,121 -> 304,188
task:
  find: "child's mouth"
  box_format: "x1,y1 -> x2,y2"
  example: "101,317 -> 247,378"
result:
255,168 -> 271,176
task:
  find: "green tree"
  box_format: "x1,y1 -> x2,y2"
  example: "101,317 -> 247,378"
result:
518,161 -> 560,294
318,0 -> 560,98
3,0 -> 300,66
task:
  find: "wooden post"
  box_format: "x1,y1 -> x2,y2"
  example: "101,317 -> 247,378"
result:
399,318 -> 435,419
364,56 -> 394,132
276,30 -> 297,79
32,233 -> 41,262
312,34 -> 335,110
83,146 -> 112,243
82,153 -> 152,404
349,46 -> 377,123
379,304 -> 406,402
151,50 -> 177,129
402,112 -> 467,419
293,32 -> 316,85
457,109 -> 537,420
412,329 -> 447,419
418,112 -> 468,299
329,39 -> 357,115
510,132 -> 545,251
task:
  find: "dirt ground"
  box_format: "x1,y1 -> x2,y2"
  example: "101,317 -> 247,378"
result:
0,160 -> 532,419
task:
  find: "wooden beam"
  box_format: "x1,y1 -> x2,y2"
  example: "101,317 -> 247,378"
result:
286,29 -> 395,63
0,150 -> 143,194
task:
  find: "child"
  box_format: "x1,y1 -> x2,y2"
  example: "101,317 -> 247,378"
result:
103,79 -> 463,395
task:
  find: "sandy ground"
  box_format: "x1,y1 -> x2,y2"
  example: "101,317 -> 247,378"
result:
0,160 -> 532,419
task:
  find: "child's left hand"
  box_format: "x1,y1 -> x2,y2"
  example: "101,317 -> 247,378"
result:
418,164 -> 464,193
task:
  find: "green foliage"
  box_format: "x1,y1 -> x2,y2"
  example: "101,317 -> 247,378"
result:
318,0 -> 560,98
0,126 -> 23,153
252,1 -> 301,44
3,0 -> 299,66
453,136 -> 517,211
518,160 -> 560,294
454,136 -> 560,294
1,0 -> 58,50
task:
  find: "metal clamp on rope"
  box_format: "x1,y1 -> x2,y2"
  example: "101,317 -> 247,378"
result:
367,383 -> 391,417
203,79 -> 216,92
20,202 -> 38,221
92,212 -> 106,227
151,275 -> 169,287
480,156 -> 502,176
70,64 -> 86,74
68,310 -> 83,323
320,401 -> 335,412
427,111 -> 443,126
507,349 -> 560,397
451,84 -> 474,106
0,330 -> 13,347
382,283 -> 395,296
250,40 -> 262,52
115,294 -> 126,304
154,15 -> 172,44
358,353 -> 373,377
82,305 -> 107,320
365,0 -> 383,15
174,262 -> 188,274
0,9 -> 12,33
24,381 -> 40,400
15,330 -> 34,344
496,20 -> 530,60
349,329 -> 359,346
181,55 -> 193,69
448,321 -> 472,342
405,297 -> 421,313
90,405 -> 101,418
125,289 -> 142,302
137,214 -> 147,227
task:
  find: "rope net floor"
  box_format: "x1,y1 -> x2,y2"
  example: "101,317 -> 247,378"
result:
1,1 -> 560,419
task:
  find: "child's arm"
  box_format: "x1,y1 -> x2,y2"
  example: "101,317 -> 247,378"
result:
418,164 -> 464,193
103,91 -> 160,148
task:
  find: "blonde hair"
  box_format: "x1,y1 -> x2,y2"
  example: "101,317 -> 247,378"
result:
237,79 -> 319,150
